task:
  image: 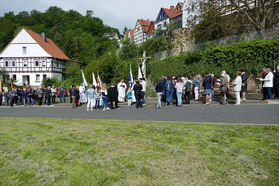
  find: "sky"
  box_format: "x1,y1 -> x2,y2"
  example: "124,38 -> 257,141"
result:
0,0 -> 181,32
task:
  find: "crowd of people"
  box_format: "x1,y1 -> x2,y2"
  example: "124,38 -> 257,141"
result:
0,66 -> 278,109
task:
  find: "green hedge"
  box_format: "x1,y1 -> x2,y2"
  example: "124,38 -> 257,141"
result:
149,39 -> 279,80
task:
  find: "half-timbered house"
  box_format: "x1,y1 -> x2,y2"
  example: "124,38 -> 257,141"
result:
0,27 -> 70,87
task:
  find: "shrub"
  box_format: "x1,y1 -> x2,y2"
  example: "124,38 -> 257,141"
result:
149,39 -> 279,80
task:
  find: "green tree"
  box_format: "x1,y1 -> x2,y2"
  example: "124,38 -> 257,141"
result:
119,38 -> 138,60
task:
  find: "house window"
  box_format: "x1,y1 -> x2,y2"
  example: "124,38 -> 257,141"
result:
35,61 -> 39,66
12,74 -> 16,80
192,4 -> 195,11
12,61 -> 16,67
22,47 -> 27,54
43,74 -> 47,80
42,60 -> 46,67
23,61 -> 27,67
5,61 -> 9,67
36,74 -> 40,81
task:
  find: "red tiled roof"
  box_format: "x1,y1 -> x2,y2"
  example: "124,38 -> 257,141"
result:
147,21 -> 155,36
23,27 -> 70,60
138,19 -> 154,33
162,6 -> 175,18
171,3 -> 184,19
125,31 -> 129,37
129,29 -> 134,39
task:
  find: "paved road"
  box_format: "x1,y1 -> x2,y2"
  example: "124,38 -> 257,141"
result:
0,104 -> 278,125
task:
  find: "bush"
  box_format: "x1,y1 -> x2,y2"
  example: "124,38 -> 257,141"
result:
149,39 -> 279,80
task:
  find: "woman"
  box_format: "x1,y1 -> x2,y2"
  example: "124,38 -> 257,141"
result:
233,71 -> 242,105
193,75 -> 200,101
165,76 -> 174,105
175,77 -> 184,107
101,83 -> 110,111
203,73 -> 211,105
259,68 -> 274,101
155,78 -> 164,109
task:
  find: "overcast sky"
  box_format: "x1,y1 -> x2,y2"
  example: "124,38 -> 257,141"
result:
1,0 -> 181,32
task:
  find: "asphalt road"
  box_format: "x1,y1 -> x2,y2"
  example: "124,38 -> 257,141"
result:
0,104 -> 278,125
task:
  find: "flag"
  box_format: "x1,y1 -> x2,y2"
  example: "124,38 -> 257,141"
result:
130,63 -> 133,88
82,70 -> 88,92
11,81 -> 13,89
97,74 -> 102,88
138,65 -> 143,80
92,72 -> 97,87
0,80 -> 2,92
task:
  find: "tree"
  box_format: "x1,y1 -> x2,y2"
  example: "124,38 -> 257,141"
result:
119,38 -> 138,60
0,68 -> 10,84
228,0 -> 278,38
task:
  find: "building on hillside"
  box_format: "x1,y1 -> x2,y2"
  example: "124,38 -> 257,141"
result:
147,21 -> 155,39
0,27 -> 70,87
182,0 -> 204,28
103,32 -> 119,40
155,6 -> 174,30
134,19 -> 153,45
170,2 -> 184,29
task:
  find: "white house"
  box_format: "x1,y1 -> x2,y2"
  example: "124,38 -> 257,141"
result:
134,19 -> 153,45
0,27 -> 70,87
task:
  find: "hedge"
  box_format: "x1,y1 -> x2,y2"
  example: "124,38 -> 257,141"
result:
149,39 -> 279,80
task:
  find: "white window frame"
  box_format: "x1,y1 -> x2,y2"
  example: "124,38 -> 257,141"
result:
23,61 -> 28,67
22,46 -> 27,54
36,74 -> 40,81
5,61 -> 9,67
42,60 -> 46,67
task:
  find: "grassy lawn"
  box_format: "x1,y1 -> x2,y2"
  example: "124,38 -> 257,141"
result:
0,117 -> 278,185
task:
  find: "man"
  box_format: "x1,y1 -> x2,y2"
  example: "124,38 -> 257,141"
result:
9,88 -> 16,107
59,85 -> 65,103
16,88 -> 22,105
274,66 -> 279,99
51,86 -> 57,104
37,88 -> 43,106
117,79 -> 127,102
140,78 -> 147,104
86,85 -> 96,111
45,87 -> 51,106
241,69 -> 248,101
108,84 -> 119,109
133,80 -> 143,108
69,85 -> 74,103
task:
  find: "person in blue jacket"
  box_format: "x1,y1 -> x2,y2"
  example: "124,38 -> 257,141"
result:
165,76 -> 174,105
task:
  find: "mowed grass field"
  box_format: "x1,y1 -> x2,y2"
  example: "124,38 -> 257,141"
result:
0,117 -> 278,185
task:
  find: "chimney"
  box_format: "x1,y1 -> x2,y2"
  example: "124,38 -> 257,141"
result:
41,32 -> 47,42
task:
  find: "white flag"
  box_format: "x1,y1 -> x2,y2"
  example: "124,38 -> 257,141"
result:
82,70 -> 88,91
138,65 -> 143,80
92,72 -> 97,87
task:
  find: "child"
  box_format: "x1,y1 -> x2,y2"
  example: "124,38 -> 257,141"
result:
94,87 -> 101,109
127,88 -> 132,106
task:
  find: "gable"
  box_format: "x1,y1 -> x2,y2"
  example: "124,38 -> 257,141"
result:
11,29 -> 37,44
156,9 -> 167,24
0,29 -> 51,58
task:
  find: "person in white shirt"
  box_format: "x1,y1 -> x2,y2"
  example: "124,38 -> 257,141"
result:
259,68 -> 274,101
140,78 -> 147,104
117,79 -> 127,102
232,71 -> 242,105
79,83 -> 87,104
